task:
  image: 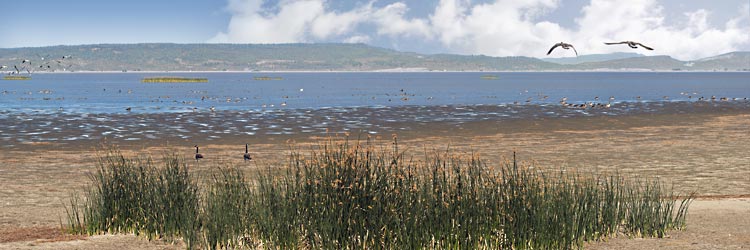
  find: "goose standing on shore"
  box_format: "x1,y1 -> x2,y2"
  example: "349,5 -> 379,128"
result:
604,41 -> 654,50
243,144 -> 252,161
547,42 -> 578,56
194,145 -> 204,161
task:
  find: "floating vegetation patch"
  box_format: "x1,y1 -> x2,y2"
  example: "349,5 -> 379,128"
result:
3,75 -> 32,80
480,74 -> 499,80
253,76 -> 283,81
142,77 -> 208,83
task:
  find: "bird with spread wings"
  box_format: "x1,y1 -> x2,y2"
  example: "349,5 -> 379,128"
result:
547,42 -> 578,56
604,41 -> 654,50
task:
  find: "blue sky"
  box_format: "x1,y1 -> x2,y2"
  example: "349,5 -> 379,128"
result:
1,0 -> 748,60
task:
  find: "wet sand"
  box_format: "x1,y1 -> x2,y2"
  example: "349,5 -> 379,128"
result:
3,100 -> 749,150
0,103 -> 749,249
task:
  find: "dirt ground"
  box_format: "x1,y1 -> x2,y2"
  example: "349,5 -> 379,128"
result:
0,111 -> 748,249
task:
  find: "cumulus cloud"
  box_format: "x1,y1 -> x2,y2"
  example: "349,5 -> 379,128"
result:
209,0 -> 370,43
428,0 -> 566,57
371,3 -> 432,38
570,0 -> 749,60
210,0 -> 750,60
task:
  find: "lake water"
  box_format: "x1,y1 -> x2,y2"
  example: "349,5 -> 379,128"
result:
1,72 -> 748,114
1,72 -> 749,147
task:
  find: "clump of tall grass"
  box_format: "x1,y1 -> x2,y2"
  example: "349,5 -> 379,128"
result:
66,148 -> 201,248
65,140 -> 694,249
201,167 -> 253,249
247,138 -> 693,249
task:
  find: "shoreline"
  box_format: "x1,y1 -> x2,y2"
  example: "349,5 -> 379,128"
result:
0,108 -> 748,248
2,109 -> 748,196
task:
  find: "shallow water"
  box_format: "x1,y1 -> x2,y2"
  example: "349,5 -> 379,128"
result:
1,72 -> 748,114
1,72 -> 749,148
1,101 -> 749,148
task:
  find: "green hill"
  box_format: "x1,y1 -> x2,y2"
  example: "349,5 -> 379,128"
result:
573,55 -> 684,71
691,52 -> 750,71
0,43 -> 747,72
542,52 -> 644,65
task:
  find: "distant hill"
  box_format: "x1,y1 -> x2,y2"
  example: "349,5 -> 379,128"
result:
690,52 -> 750,71
0,43 -> 747,72
542,52 -> 644,65
572,55 -> 684,71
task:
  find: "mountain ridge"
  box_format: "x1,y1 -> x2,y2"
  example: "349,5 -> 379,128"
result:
541,52 -> 645,65
0,43 -> 747,72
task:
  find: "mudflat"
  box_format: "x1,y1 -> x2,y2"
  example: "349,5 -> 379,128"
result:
0,107 -> 748,249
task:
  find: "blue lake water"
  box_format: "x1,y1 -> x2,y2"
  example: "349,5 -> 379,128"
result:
1,72 -> 749,147
1,72 -> 748,114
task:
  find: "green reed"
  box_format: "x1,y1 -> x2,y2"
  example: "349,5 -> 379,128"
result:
66,148 -> 201,248
247,138 -> 693,249
202,167 -> 253,249
66,140 -> 694,249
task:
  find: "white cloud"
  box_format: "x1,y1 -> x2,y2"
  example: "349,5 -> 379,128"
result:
311,8 -> 367,39
371,2 -> 432,38
428,0 -> 567,57
210,0 -> 750,60
430,0 -> 469,46
569,0 -> 749,60
209,0 -> 367,43
344,35 -> 371,44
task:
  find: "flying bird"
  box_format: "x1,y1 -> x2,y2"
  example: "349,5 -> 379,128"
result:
547,42 -> 578,56
604,41 -> 654,50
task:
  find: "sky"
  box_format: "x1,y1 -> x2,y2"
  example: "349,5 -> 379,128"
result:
1,0 -> 748,60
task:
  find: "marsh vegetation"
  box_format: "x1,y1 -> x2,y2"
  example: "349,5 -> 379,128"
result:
142,77 -> 208,83
253,76 -> 284,81
3,75 -> 32,80
65,139 -> 693,249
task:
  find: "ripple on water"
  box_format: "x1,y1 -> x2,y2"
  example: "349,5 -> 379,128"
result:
0,101 -> 748,146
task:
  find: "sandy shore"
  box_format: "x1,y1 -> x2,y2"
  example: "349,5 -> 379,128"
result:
0,108 -> 748,249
